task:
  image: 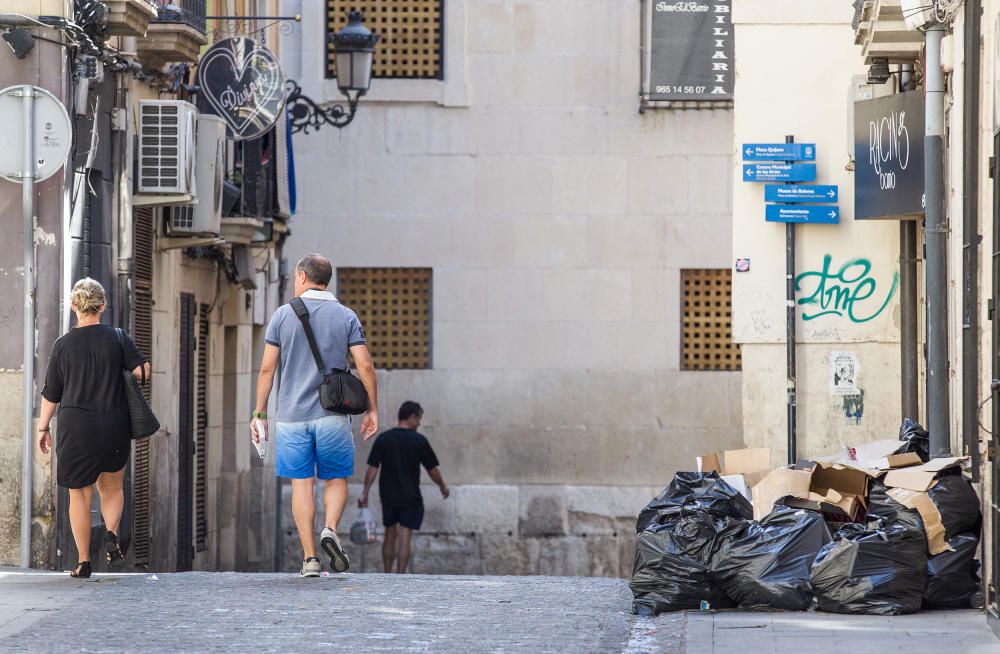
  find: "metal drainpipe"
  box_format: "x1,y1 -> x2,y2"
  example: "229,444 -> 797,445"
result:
20,85 -> 36,569
924,23 -> 952,458
962,0 -> 982,481
900,64 -> 920,423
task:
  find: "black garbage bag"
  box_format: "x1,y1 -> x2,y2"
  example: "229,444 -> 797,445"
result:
925,533 -> 980,609
636,472 -> 753,533
927,474 -> 982,539
810,524 -> 927,615
630,510 -> 742,614
897,418 -> 930,462
865,480 -> 923,531
710,506 -> 832,611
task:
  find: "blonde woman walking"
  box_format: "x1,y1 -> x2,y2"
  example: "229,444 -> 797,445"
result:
37,278 -> 150,578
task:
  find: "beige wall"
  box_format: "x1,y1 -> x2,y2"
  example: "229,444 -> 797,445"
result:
281,0 -> 744,491
732,1 -> 903,462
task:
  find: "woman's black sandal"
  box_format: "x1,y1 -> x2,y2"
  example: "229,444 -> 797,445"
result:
103,530 -> 125,568
70,561 -> 91,578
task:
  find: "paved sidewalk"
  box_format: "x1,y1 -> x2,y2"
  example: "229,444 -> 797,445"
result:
0,569 -> 996,653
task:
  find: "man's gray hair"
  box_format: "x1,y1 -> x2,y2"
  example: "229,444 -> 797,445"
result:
295,254 -> 333,287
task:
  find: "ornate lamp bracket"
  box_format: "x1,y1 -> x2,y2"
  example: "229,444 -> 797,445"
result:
284,80 -> 360,133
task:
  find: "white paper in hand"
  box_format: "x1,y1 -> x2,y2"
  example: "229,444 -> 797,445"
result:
252,419 -> 267,459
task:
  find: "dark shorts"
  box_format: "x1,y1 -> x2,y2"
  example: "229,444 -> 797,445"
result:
382,504 -> 424,530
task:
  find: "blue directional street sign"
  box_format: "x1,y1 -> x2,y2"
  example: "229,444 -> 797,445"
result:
765,204 -> 839,224
764,184 -> 838,203
742,143 -> 816,161
742,163 -> 817,183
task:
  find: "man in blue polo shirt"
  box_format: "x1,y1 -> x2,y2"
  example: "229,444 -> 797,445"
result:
253,253 -> 379,577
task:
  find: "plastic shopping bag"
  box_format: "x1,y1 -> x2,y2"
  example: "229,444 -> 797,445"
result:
350,507 -> 378,545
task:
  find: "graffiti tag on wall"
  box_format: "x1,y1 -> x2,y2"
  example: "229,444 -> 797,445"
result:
794,255 -> 898,323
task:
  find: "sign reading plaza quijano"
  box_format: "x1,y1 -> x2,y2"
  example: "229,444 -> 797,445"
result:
648,1 -> 734,102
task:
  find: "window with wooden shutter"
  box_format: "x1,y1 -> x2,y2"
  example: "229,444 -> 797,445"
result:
195,304 -> 209,552
681,269 -> 741,371
132,206 -> 155,567
336,268 -> 432,370
326,0 -> 444,80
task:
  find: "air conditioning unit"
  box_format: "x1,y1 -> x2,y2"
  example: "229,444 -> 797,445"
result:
137,100 -> 197,196
168,114 -> 226,236
900,0 -> 935,31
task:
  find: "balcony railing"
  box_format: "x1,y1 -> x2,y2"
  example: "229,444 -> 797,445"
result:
151,0 -> 207,34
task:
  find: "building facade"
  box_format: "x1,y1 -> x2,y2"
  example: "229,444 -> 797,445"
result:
278,0 -> 744,576
2,0 -> 288,572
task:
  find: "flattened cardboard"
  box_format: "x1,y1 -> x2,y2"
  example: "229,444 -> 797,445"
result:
723,448 -> 771,475
751,467 -> 812,520
883,457 -> 967,492
696,452 -> 722,475
887,487 -> 951,555
870,452 -> 922,470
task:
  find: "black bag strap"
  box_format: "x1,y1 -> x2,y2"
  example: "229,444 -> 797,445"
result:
117,327 -> 146,386
290,298 -> 327,375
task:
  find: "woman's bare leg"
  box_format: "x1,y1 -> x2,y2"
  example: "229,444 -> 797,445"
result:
68,485 -> 94,563
95,467 -> 126,535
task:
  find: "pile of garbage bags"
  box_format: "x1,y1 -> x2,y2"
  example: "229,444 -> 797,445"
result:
630,419 -> 983,616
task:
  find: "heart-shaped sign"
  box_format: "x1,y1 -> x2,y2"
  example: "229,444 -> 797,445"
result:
197,37 -> 286,141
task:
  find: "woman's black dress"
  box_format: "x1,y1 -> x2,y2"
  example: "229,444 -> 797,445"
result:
41,325 -> 146,489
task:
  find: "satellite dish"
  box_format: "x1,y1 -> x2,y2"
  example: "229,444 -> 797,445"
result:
0,85 -> 72,184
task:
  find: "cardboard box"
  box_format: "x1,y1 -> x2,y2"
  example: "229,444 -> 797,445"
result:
820,438 -> 923,471
751,461 -> 873,521
696,448 -> 772,503
882,457 -> 967,492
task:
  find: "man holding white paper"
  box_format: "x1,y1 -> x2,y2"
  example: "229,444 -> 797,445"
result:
252,254 -> 379,577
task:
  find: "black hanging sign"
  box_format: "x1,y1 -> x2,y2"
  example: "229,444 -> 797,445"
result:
853,91 -> 925,220
648,1 -> 734,102
197,37 -> 286,141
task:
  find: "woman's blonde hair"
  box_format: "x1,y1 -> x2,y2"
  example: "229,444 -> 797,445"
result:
71,278 -> 106,315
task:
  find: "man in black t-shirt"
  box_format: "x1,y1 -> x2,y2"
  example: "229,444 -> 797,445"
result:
360,401 -> 449,573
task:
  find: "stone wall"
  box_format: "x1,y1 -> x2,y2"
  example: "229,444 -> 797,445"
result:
280,482 -> 661,576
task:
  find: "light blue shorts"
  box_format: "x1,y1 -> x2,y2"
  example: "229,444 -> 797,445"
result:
275,415 -> 354,480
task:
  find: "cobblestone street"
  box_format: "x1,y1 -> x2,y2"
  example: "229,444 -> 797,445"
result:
0,569 -> 996,653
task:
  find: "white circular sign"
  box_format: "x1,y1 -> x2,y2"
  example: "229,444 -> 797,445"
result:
0,85 -> 72,183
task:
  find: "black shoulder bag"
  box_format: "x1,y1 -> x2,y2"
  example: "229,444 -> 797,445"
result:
117,328 -> 160,439
289,298 -> 369,415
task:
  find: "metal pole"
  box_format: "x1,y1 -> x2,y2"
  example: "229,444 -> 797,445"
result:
962,0 -> 982,481
924,23 -> 951,458
20,85 -> 36,569
786,134 -> 797,465
901,221 -> 919,420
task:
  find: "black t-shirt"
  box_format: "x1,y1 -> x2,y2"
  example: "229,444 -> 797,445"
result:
367,428 -> 440,508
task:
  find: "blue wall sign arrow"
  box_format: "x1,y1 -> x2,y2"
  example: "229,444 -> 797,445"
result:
742,143 -> 816,161
743,163 -> 817,182
765,204 -> 840,224
764,184 -> 839,203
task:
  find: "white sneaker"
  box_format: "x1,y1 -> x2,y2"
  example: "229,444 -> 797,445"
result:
300,557 -> 321,577
320,527 -> 350,572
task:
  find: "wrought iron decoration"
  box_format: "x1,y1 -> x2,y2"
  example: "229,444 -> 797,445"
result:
284,79 -> 360,133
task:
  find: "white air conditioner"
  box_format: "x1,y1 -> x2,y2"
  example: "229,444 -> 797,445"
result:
168,114 -> 226,236
137,100 -> 197,196
900,0 -> 935,31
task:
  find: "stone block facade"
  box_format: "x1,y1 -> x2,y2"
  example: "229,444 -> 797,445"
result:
280,482 -> 659,578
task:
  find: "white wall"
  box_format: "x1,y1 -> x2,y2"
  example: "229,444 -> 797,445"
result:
281,0 -> 743,490
732,2 -> 903,461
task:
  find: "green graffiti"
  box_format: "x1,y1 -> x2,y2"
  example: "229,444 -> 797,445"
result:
794,255 -> 898,323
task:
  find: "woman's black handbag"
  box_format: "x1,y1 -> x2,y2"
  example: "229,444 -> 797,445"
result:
117,328 -> 160,439
289,298 -> 369,415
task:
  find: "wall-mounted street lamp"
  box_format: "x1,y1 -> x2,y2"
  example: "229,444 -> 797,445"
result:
285,11 -> 379,133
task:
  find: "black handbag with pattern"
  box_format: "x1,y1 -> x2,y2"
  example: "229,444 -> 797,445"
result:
117,328 -> 160,439
289,298 -> 369,415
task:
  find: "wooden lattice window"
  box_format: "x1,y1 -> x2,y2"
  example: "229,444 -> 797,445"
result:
326,1 -> 444,80
337,268 -> 432,370
681,269 -> 741,371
